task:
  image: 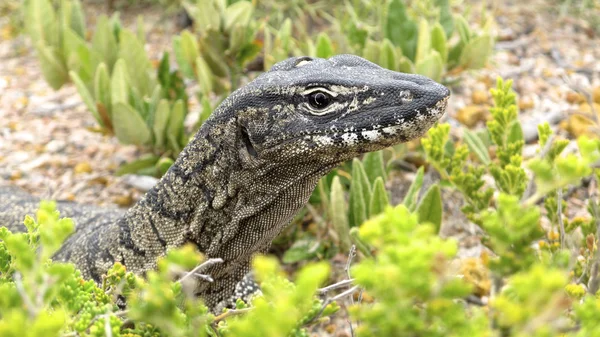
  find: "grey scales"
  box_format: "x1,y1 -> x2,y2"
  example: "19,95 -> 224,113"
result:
0,54 -> 450,312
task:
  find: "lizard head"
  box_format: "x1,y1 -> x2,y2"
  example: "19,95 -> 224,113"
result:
223,54 -> 450,166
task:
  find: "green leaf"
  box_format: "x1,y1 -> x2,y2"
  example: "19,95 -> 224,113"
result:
198,32 -> 229,78
431,23 -> 448,63
463,128 -> 491,164
416,184 -> 443,233
94,63 -> 111,119
349,158 -> 372,227
136,15 -> 145,44
416,50 -> 443,82
508,120 -> 524,144
378,39 -> 397,71
415,18 -> 431,64
315,32 -> 334,59
195,56 -> 214,97
110,59 -> 130,106
167,100 -> 185,153
115,154 -> 160,176
403,166 -> 424,211
112,102 -> 152,145
223,1 -> 254,32
70,71 -> 101,127
398,56 -> 414,73
369,177 -> 390,217
118,29 -> 154,96
92,15 -> 118,70
436,0 -> 454,37
35,43 -> 68,90
362,151 -> 387,184
330,176 -> 351,251
153,99 -> 170,148
385,0 -> 418,62
68,0 -> 86,38
187,0 -> 221,33
455,14 -> 471,44
282,238 -> 321,264
156,157 -> 174,176
173,30 -> 200,79
362,39 -> 380,65
24,0 -> 59,47
199,96 -> 213,125
459,34 -> 493,69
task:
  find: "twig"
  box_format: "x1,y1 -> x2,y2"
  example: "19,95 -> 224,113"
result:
14,272 -> 37,318
304,285 -> 360,326
521,134 -> 555,203
345,245 -> 356,292
318,279 -> 355,295
178,258 -> 223,284
105,313 -> 113,337
557,189 -> 566,249
212,308 -> 253,325
587,176 -> 600,294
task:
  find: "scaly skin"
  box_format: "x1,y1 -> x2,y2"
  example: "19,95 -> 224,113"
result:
0,55 -> 450,311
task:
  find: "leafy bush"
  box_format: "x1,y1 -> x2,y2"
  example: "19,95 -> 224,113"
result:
0,202 -> 339,337
24,0 -> 189,174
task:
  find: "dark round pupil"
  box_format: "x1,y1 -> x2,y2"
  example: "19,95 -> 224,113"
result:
310,92 -> 330,108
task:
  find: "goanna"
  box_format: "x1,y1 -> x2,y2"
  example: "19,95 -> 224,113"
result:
0,55 -> 450,311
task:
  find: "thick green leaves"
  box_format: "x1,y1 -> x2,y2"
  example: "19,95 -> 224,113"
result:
463,128 -> 491,164
362,151 -> 387,183
112,102 -> 151,145
93,63 -> 111,120
315,33 -> 334,59
173,30 -> 200,79
92,15 -> 118,70
403,166 -> 425,211
416,50 -> 443,82
431,23 -> 448,63
415,19 -> 431,64
386,0 -> 418,62
24,0 -> 59,47
167,100 -> 185,153
153,99 -> 170,148
330,176 -> 351,251
118,30 -> 154,97
223,1 -> 254,32
459,34 -> 493,69
69,71 -> 101,127
416,184 -> 443,233
110,59 -> 130,106
349,159 -> 372,227
195,56 -> 214,97
369,177 -> 389,217
35,44 -> 68,90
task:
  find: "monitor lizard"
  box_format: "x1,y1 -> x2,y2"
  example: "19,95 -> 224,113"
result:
0,54 -> 450,312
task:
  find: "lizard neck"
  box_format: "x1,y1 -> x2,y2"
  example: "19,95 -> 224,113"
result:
115,120 -> 334,276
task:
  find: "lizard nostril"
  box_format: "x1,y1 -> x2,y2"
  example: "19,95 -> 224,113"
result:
399,90 -> 413,104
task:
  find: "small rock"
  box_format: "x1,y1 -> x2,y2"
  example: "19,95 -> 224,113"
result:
593,87 -> 600,104
566,91 -> 585,104
518,97 -> 534,110
471,90 -> 489,105
113,194 -> 134,207
456,105 -> 489,128
45,139 -> 67,153
74,162 -> 93,174
122,174 -> 159,192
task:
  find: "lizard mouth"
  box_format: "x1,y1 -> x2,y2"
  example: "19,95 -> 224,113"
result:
268,95 -> 449,151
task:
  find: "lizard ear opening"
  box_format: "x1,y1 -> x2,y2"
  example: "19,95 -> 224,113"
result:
240,126 -> 258,158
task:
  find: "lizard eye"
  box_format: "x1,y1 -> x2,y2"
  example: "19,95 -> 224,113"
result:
307,91 -> 332,110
